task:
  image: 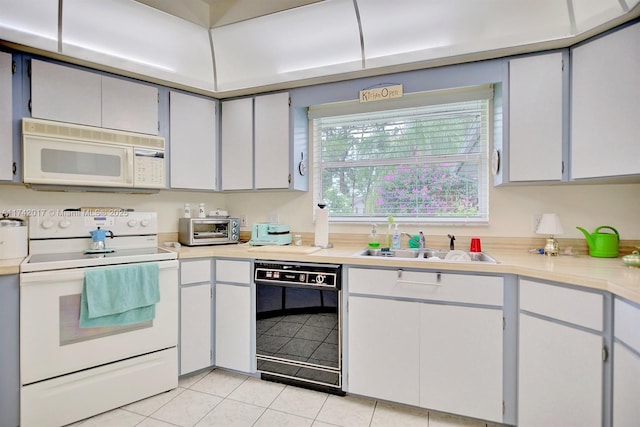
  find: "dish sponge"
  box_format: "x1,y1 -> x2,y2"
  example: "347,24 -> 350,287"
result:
408,235 -> 421,248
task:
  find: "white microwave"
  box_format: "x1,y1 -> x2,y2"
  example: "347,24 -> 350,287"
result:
22,118 -> 166,190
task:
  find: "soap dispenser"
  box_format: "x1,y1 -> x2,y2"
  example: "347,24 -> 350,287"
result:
391,224 -> 401,249
368,224 -> 381,248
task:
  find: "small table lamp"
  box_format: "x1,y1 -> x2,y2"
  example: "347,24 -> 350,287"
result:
536,213 -> 564,256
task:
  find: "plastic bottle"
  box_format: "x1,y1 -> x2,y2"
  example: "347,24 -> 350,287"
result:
368,224 -> 380,248
183,203 -> 191,218
391,223 -> 401,249
198,203 -> 206,218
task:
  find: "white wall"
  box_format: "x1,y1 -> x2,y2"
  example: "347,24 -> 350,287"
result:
2,181 -> 638,239
0,184 -> 226,233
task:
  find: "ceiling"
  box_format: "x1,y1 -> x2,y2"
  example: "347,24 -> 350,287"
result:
1,0 -> 639,97
136,0 -> 325,28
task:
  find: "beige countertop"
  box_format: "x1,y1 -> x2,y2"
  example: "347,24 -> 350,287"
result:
172,242 -> 640,304
0,257 -> 24,275
4,243 -> 639,304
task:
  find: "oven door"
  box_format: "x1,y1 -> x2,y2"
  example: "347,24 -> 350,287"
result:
256,282 -> 341,389
20,260 -> 178,385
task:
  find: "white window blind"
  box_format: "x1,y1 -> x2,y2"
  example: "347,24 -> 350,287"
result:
312,86 -> 492,223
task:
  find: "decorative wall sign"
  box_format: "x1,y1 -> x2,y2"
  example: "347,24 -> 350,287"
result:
359,84 -> 403,103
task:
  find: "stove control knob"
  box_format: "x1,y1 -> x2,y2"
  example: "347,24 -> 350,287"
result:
315,274 -> 326,284
59,219 -> 71,229
140,219 -> 150,227
41,219 -> 54,229
299,273 -> 305,282
127,219 -> 138,227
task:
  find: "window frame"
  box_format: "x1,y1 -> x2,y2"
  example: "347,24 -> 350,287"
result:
311,85 -> 493,224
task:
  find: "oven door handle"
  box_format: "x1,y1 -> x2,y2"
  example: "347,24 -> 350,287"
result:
20,260 -> 178,285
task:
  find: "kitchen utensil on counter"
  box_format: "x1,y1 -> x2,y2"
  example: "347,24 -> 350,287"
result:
470,238 -> 482,253
313,203 -> 332,248
250,223 -> 292,246
576,225 -> 620,258
87,226 -> 115,253
622,251 -> 640,268
0,214 -> 28,259
368,224 -> 380,248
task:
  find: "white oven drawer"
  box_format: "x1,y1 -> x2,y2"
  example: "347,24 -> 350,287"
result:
20,260 -> 178,385
21,347 -> 177,427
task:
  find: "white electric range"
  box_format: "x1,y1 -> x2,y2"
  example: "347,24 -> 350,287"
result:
19,211 -> 179,427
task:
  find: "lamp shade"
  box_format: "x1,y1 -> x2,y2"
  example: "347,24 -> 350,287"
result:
536,213 -> 564,235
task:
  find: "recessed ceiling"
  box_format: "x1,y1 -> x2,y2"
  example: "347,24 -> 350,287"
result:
135,0 -> 325,28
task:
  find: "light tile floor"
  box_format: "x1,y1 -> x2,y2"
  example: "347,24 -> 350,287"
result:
68,368 -> 500,427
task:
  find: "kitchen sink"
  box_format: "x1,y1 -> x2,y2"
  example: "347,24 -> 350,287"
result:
355,248 -> 499,263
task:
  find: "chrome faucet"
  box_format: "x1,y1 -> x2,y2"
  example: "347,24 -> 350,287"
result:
401,231 -> 426,249
448,234 -> 455,250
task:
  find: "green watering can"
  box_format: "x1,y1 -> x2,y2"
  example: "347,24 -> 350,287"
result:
576,225 -> 620,258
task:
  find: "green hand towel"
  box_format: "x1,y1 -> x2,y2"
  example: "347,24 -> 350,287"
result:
79,263 -> 160,328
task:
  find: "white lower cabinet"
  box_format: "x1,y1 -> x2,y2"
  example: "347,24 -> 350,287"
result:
419,303 -> 503,422
215,259 -> 253,373
347,267 -> 504,423
179,259 -> 213,375
180,284 -> 212,374
613,297 -> 640,426
518,279 -> 604,427
348,297 -> 420,406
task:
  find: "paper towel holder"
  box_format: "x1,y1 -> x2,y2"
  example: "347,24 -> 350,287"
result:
312,203 -> 333,249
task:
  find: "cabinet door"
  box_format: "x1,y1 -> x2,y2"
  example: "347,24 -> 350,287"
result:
613,298 -> 640,426
170,91 -> 217,190
419,304 -> 503,422
508,52 -> 564,182
30,59 -> 102,127
255,92 -> 290,189
613,342 -> 640,426
347,296 -> 420,405
571,22 -> 640,179
0,274 -> 19,427
215,283 -> 252,372
0,52 -> 12,181
221,98 -> 253,190
101,75 -> 158,135
519,313 -> 602,426
180,284 -> 212,375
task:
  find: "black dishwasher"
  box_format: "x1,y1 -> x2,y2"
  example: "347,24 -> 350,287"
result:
255,260 -> 343,394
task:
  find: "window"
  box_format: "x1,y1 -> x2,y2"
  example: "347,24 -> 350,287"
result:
311,86 -> 492,223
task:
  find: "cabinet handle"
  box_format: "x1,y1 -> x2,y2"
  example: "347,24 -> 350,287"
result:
602,346 -> 608,362
396,269 -> 441,286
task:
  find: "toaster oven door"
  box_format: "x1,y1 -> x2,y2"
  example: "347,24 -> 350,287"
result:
191,220 -> 235,245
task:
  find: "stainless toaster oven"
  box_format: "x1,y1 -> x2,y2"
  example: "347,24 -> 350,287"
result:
178,218 -> 240,246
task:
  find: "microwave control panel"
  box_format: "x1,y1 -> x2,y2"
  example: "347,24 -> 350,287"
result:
134,149 -> 165,188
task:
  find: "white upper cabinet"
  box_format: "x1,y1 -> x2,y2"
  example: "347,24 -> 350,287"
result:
30,59 -> 159,135
506,52 -> 566,182
571,22 -> 640,180
221,92 -> 307,191
221,97 -> 253,190
102,76 -> 158,135
169,91 -> 217,190
0,52 -> 14,181
31,59 -> 102,127
255,92 -> 290,189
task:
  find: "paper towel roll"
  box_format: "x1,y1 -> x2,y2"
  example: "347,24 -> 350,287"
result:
314,205 -> 329,248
